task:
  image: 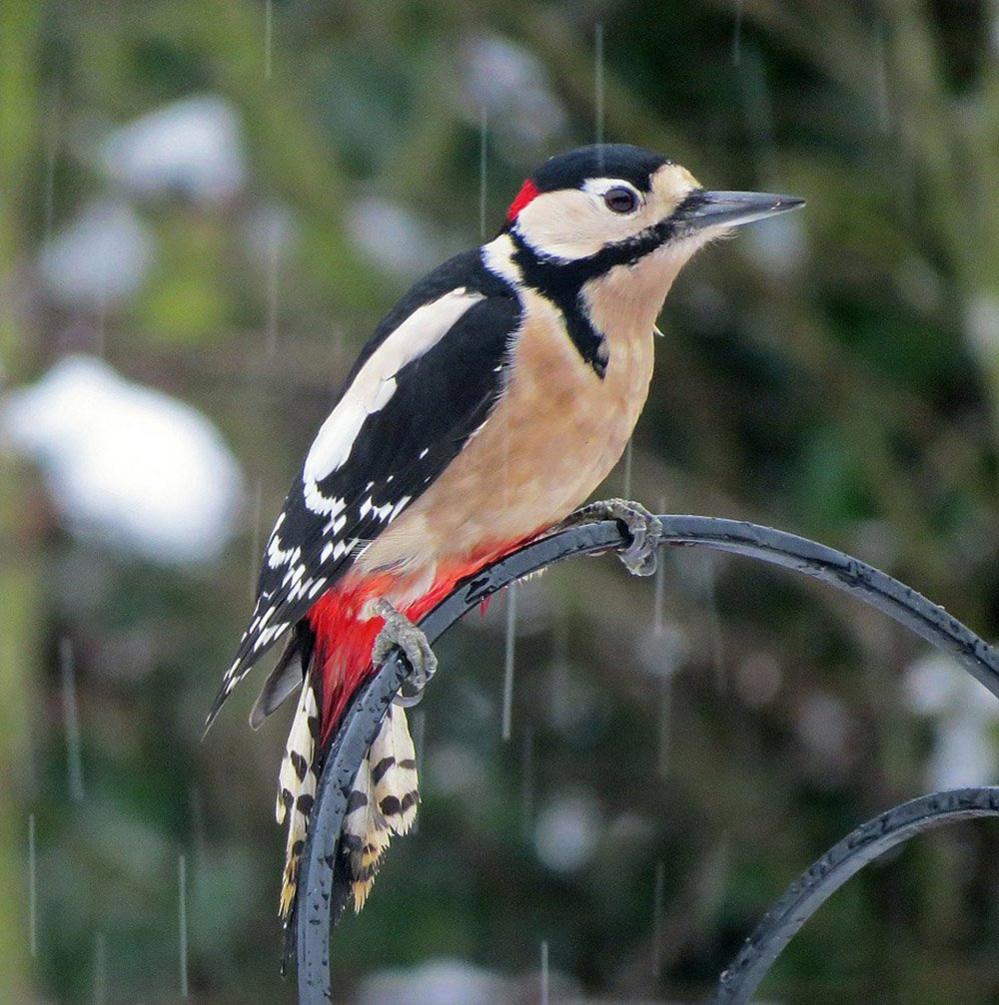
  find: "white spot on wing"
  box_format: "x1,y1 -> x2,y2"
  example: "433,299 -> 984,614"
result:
267,533 -> 301,571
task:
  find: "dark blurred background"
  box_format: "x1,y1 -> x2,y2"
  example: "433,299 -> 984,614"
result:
2,1 -> 999,1002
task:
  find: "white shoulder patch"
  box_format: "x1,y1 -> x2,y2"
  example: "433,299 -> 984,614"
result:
302,287 -> 484,513
481,233 -> 523,286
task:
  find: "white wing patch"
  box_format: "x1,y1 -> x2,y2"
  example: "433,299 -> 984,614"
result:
302,287 -> 484,514
207,275 -> 513,732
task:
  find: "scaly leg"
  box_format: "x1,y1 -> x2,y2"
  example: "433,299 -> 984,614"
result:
371,598 -> 438,707
564,498 -> 663,577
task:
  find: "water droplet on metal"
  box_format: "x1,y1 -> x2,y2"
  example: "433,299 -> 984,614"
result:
479,108 -> 488,240
28,814 -> 37,958
264,0 -> 273,80
59,637 -> 85,803
266,215 -> 281,355
43,87 -> 60,246
189,786 -> 208,864
652,858 -> 665,978
732,0 -> 744,66
178,854 -> 189,998
521,724 -> 535,838
653,496 -> 667,637
737,41 -> 775,181
249,478 -> 264,600
540,939 -> 550,1005
700,554 -> 726,694
657,674 -> 672,779
502,582 -> 517,741
93,931 -> 107,1005
594,23 -> 605,164
873,19 -> 890,134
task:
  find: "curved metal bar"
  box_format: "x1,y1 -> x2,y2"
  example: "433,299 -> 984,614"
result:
711,787 -> 999,1004
295,515 -> 999,1003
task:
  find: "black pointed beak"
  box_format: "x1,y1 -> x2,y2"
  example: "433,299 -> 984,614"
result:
674,190 -> 805,232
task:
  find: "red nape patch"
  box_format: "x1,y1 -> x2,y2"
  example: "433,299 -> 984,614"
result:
506,179 -> 539,222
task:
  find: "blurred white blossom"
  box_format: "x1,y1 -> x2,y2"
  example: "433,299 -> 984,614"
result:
904,653 -> 999,790
1,355 -> 245,564
242,201 -> 299,269
964,291 -> 999,363
735,652 -> 783,708
101,95 -> 247,204
534,788 -> 602,872
427,742 -> 487,797
39,200 -> 154,310
742,210 -> 807,275
794,690 -> 853,783
358,959 -> 511,1005
458,35 -> 567,156
347,196 -> 448,280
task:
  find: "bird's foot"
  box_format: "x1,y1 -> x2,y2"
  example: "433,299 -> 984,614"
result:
371,599 -> 438,707
565,498 -> 663,577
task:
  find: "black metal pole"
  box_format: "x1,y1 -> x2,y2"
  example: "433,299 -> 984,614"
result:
711,787 -> 999,1004
295,515 -> 999,1003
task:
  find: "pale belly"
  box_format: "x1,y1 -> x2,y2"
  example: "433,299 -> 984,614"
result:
356,290 -> 656,585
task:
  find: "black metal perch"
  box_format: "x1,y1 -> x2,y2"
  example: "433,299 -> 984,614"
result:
711,785 -> 999,1004
293,515 -> 999,1003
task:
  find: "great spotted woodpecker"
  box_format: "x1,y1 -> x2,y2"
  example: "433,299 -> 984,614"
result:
206,144 -> 803,922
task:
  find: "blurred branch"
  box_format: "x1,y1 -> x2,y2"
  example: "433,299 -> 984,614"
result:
0,1 -> 42,368
714,787 -> 999,1004
0,3 -> 44,999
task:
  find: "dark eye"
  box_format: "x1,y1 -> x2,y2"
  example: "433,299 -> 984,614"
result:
604,186 -> 638,213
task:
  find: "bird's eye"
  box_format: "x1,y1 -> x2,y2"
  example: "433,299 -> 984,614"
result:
604,186 -> 639,214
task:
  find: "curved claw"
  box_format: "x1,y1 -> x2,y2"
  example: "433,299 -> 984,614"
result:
371,599 -> 438,707
567,498 -> 663,577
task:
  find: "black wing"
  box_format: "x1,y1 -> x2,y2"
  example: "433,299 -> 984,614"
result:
206,250 -> 519,729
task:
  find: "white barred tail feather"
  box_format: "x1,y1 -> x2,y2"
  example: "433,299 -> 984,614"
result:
339,753 -> 389,910
276,673 -> 320,920
275,672 -> 420,920
340,703 -> 420,909
370,702 -> 419,836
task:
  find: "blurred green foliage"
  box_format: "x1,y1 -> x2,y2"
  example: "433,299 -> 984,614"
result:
2,0 -> 999,1001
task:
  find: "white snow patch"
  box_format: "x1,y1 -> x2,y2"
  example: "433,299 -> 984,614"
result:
533,789 -> 602,872
1,355 -> 245,564
101,95 -> 247,204
904,652 -> 999,790
347,196 -> 447,279
358,958 -> 511,1005
39,200 -> 154,310
458,35 -> 567,155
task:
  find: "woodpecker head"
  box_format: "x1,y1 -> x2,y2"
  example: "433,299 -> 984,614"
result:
504,143 -> 803,269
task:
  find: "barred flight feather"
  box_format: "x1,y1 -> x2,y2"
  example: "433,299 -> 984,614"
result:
276,675 -> 319,921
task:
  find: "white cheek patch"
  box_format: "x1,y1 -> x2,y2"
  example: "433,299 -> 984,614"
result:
514,185 -> 664,262
302,288 -> 484,513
